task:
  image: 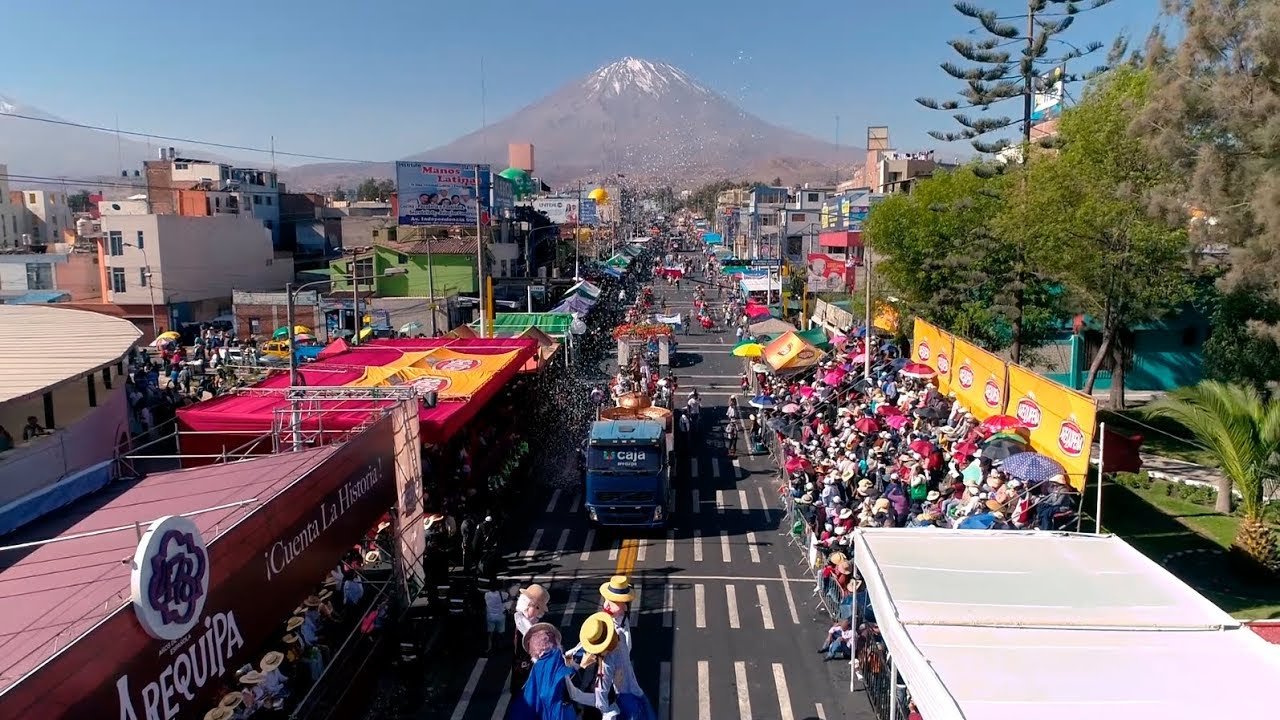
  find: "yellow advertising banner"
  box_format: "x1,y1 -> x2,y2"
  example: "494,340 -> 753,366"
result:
910,318 -> 955,393
1005,364 -> 1097,489
348,348 -> 521,400
873,302 -> 900,334
764,331 -> 824,372
950,337 -> 1007,421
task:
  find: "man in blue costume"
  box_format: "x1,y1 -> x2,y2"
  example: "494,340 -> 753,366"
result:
508,622 -> 578,720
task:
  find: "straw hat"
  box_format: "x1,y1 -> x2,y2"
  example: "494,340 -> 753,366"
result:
579,611 -> 618,655
522,622 -> 562,654
798,493 -> 814,505
828,551 -> 848,565
286,617 -> 304,632
323,575 -> 339,588
261,651 -> 285,672
926,490 -> 940,502
205,708 -> 233,720
318,589 -> 333,602
293,605 -> 305,616
599,575 -> 635,604
838,508 -> 853,520
219,692 -> 243,709
873,497 -> 891,512
239,670 -> 265,685
303,595 -> 322,608
520,584 -> 550,612
283,633 -> 300,645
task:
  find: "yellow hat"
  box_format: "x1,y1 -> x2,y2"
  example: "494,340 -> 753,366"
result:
286,617 -> 304,632
579,612 -> 618,655
218,692 -> 243,709
205,708 -> 233,720
599,575 -> 634,603
261,650 -> 285,672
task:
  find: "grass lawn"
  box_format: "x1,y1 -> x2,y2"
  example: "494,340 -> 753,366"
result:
1099,408 -> 1220,468
1082,473 -> 1280,620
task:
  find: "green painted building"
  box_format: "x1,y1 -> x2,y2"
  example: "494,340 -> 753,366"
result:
330,239 -> 480,297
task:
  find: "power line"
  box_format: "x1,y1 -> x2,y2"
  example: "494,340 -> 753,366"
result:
0,110 -> 381,164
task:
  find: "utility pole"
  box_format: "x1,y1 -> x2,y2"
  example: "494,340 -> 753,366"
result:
424,227 -> 438,335
350,249 -> 361,346
574,180 -> 582,279
475,164 -> 486,337
864,250 -> 873,382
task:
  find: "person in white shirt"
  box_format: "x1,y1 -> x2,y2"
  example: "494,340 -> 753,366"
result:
483,580 -> 511,655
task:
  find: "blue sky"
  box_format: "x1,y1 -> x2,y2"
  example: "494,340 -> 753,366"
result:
1,0 -> 1165,166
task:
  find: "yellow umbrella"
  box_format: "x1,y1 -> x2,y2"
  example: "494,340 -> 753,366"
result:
157,331 -> 181,340
732,342 -> 765,358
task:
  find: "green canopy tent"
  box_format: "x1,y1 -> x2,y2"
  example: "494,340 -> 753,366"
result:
472,312 -> 573,337
797,327 -> 833,351
563,280 -> 602,300
622,244 -> 644,257
605,254 -> 632,269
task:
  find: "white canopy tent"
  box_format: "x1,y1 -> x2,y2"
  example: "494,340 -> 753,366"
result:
852,529 -> 1280,720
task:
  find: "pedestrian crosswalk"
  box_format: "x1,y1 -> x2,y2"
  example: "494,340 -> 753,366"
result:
540,484 -> 778,519
514,521 -> 777,567
446,653 -> 826,720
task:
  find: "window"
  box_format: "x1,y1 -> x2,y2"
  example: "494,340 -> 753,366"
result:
139,268 -> 149,287
175,162 -> 189,170
265,196 -> 273,206
108,230 -> 124,256
791,213 -> 807,222
135,230 -> 145,249
248,318 -> 261,335
110,268 -> 126,293
25,263 -> 53,290
397,253 -> 408,264
215,196 -> 221,209
28,193 -> 36,204
807,193 -> 819,203
353,257 -> 374,284
253,195 -> 262,205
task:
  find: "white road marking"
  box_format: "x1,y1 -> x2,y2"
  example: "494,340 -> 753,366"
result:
694,584 -> 706,628
712,458 -> 722,478
772,663 -> 795,720
746,531 -> 761,564
690,458 -> 699,478
734,661 -> 753,718
497,573 -> 812,584
663,583 -> 674,628
666,530 -> 675,563
630,582 -> 642,625
608,538 -> 620,561
757,584 -> 775,630
637,539 -> 648,563
692,488 -> 701,514
693,530 -> 703,562
726,584 -> 740,629
545,489 -> 561,513
569,493 -> 581,513
779,565 -> 801,625
720,531 -> 731,562
815,702 -> 827,720
732,457 -> 742,469
738,489 -> 749,511
523,529 -> 544,559
491,673 -> 512,719
561,583 -> 580,625
580,529 -> 595,562
660,661 -> 673,720
716,489 -> 725,514
757,487 -> 770,514
555,529 -> 570,557
449,658 -> 487,720
697,660 -> 711,720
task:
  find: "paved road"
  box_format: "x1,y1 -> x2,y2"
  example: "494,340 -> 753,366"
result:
422,260 -> 874,720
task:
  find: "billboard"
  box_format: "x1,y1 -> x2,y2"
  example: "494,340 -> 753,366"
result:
490,174 -> 515,214
396,161 -> 491,227
532,197 -> 600,226
806,253 -> 851,292
820,191 -> 885,232
1006,364 -> 1097,489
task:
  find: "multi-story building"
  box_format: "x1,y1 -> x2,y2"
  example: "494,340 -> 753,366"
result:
143,150 -> 282,247
9,188 -> 73,246
98,201 -> 293,335
0,165 -> 22,249
0,245 -> 101,304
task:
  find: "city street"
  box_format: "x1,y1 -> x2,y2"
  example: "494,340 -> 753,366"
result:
425,263 -> 874,720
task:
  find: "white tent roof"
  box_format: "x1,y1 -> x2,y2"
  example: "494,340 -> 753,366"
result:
852,529 -> 1280,720
739,276 -> 780,293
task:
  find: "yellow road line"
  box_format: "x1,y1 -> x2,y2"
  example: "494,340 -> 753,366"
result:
616,537 -> 640,575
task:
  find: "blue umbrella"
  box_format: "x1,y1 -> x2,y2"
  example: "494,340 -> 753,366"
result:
749,394 -> 776,409
1000,452 -> 1066,484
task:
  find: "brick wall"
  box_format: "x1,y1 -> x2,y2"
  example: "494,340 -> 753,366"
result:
233,301 -> 322,340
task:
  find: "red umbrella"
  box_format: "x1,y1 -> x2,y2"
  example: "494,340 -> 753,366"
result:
885,414 -> 910,430
979,415 -> 1026,433
909,439 -> 934,456
900,362 -> 937,379
822,369 -> 846,386
784,456 -> 812,473
877,405 -> 904,417
854,417 -> 879,433
953,440 -> 979,458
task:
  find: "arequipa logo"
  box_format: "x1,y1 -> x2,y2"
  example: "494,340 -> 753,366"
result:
936,352 -> 950,375
130,515 -> 210,641
917,340 -> 931,362
1015,396 -> 1042,428
411,376 -> 451,395
957,362 -> 975,389
432,358 -> 481,372
1059,418 -> 1086,456
983,378 -> 1002,408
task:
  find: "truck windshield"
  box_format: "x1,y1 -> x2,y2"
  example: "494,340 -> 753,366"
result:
586,445 -> 663,474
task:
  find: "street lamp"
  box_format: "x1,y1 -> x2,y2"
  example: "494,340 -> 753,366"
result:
122,242 -> 160,338
285,266 -> 407,451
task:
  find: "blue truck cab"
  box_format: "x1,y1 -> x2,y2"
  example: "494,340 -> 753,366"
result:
584,419 -> 673,528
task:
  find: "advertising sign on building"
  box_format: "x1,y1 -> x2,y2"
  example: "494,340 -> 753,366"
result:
130,515 -> 211,641
396,161 -> 492,227
806,253 -> 852,293
532,197 -> 599,226
490,174 -> 515,215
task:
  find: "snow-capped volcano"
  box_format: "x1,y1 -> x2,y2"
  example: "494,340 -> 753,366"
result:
583,57 -> 711,99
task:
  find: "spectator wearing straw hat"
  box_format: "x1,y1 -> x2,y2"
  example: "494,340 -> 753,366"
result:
512,584 -> 550,693
203,707 -> 233,720
259,650 -> 288,699
508,623 -> 578,720
573,612 -> 656,720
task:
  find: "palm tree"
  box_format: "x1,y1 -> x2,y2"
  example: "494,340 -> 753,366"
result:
1142,381 -> 1279,571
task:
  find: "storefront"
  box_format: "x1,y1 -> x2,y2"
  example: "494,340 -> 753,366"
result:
0,418 -> 398,719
